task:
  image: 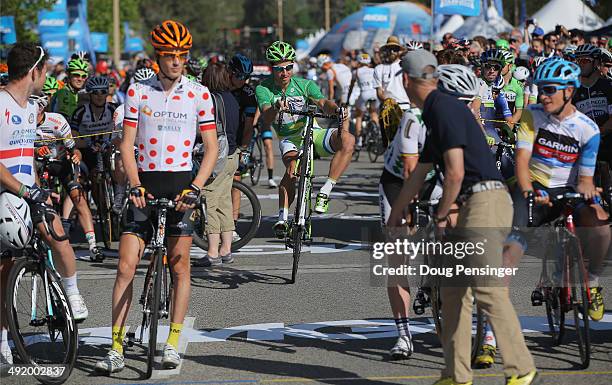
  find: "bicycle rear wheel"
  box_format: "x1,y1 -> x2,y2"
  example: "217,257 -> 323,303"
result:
98,181 -> 113,250
7,257 -> 78,384
545,286 -> 563,344
192,181 -> 261,252
569,240 -> 590,369
250,137 -> 263,186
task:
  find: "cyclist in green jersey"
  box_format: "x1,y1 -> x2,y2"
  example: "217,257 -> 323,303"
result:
51,58 -> 88,119
255,41 -> 353,238
499,50 -> 525,123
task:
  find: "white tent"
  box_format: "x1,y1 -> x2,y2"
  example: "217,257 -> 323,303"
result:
606,16 -> 612,27
435,15 -> 465,41
532,0 -> 603,32
452,7 -> 513,39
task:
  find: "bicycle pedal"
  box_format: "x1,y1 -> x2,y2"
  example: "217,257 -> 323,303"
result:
531,289 -> 543,306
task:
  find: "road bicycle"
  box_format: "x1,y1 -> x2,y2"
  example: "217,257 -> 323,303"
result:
243,124 -> 265,186
409,198 -> 484,364
353,100 -> 383,162
6,203 -> 78,384
90,144 -> 121,251
278,105 -> 341,283
529,192 -> 592,369
124,199 -> 175,379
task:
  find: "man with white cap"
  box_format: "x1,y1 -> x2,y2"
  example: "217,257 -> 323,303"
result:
387,49 -> 537,385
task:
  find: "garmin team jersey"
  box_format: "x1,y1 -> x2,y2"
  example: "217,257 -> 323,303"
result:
36,112 -> 75,157
71,103 -> 117,147
255,76 -> 325,138
517,105 -> 600,188
0,91 -> 37,189
123,75 -> 216,173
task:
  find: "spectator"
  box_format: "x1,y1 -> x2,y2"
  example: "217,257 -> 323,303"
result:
472,36 -> 488,52
570,30 -> 586,46
469,41 -> 483,60
195,62 -> 241,267
543,33 -> 558,55
530,38 -> 544,57
590,35 -> 599,45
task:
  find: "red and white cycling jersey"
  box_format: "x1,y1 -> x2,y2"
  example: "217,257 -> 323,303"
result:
0,91 -> 37,190
123,76 -> 216,172
36,112 -> 75,158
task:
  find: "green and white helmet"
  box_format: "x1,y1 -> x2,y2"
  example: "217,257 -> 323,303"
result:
266,41 -> 296,63
67,58 -> 89,73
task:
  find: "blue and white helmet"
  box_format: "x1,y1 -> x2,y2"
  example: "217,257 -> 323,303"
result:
85,76 -> 109,93
533,58 -> 581,88
228,53 -> 253,76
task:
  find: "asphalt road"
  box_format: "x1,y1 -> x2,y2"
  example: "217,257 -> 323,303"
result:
4,148 -> 612,385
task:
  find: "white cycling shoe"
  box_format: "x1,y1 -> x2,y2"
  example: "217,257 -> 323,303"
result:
161,344 -> 181,369
389,336 -> 413,360
68,294 -> 89,321
94,349 -> 125,374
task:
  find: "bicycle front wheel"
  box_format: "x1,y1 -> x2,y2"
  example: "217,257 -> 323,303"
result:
98,181 -> 113,249
545,286 -> 563,344
569,240 -> 590,369
7,257 -> 78,384
140,251 -> 162,379
290,148 -> 311,284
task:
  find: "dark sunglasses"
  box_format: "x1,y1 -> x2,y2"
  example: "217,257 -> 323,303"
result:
539,84 -> 569,96
91,90 -> 108,96
71,73 -> 88,79
484,63 -> 502,71
576,57 -> 593,65
232,71 -> 251,80
272,64 -> 293,72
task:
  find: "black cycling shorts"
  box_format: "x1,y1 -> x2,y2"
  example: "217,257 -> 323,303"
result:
122,171 -> 194,242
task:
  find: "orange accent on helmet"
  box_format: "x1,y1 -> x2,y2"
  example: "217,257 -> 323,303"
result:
150,20 -> 192,51
0,63 -> 7,73
151,62 -> 160,74
57,80 -> 65,89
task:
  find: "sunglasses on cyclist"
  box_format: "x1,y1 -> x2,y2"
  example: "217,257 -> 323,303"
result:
157,50 -> 189,60
272,64 -> 294,73
91,90 -> 108,96
484,63 -> 502,71
576,57 -> 594,65
71,73 -> 88,79
232,71 -> 251,80
539,84 -> 569,96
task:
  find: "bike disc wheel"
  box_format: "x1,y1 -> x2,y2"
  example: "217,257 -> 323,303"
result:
7,257 -> 78,384
250,138 -> 263,186
569,242 -> 590,369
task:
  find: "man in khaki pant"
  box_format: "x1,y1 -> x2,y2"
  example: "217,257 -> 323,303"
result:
388,50 -> 537,385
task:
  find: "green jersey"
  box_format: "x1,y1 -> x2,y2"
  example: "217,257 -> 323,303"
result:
502,77 -> 524,112
255,76 -> 325,138
52,85 -> 80,120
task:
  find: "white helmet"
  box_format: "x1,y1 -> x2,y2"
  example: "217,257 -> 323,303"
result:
357,53 -> 371,65
133,67 -> 156,83
308,57 -> 317,65
436,64 -> 480,98
513,66 -> 530,81
0,192 -> 33,250
29,94 -> 48,112
406,40 -> 424,51
317,54 -> 332,68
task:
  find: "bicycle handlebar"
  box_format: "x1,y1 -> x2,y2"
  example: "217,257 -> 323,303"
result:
146,198 -> 177,208
527,192 -> 589,226
494,142 -> 515,149
279,108 -> 340,121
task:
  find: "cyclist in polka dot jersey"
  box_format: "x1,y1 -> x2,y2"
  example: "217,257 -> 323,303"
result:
95,20 -> 219,374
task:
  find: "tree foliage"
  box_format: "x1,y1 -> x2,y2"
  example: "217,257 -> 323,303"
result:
87,0 -> 143,54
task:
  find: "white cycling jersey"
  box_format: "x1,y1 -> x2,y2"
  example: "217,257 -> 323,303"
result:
373,61 -> 410,109
383,109 -> 426,179
0,91 -> 37,190
36,112 -> 75,158
356,66 -> 376,93
123,75 -> 216,172
326,63 -> 352,104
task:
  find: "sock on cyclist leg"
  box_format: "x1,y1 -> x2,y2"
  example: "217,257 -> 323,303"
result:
85,231 -> 97,250
394,317 -> 411,339
268,169 -> 274,180
62,273 -> 79,296
111,326 -> 125,354
483,323 -> 496,348
319,178 -> 336,196
279,208 -> 288,222
166,322 -> 183,349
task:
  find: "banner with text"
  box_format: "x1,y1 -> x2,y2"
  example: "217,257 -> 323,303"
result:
433,0 -> 481,17
0,16 -> 17,45
362,7 -> 391,30
90,33 -> 108,53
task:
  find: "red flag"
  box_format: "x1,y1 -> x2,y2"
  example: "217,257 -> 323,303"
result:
412,23 -> 422,35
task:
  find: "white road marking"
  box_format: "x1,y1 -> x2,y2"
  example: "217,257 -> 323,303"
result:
77,314 -> 612,345
151,316 -> 196,379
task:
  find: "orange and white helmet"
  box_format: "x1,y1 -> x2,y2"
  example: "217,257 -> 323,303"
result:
150,20 -> 192,52
357,53 -> 371,65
